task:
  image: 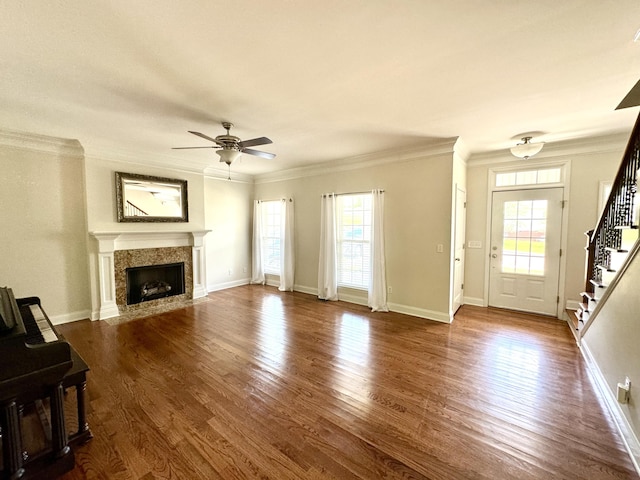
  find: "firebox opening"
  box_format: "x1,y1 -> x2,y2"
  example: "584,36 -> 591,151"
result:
126,262 -> 185,305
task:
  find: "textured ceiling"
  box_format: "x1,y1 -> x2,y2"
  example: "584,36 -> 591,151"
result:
1,1 -> 640,175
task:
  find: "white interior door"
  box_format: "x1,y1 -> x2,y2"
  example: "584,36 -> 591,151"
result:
452,186 -> 466,314
489,187 -> 563,316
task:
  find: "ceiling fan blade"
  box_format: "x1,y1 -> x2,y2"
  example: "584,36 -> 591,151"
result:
188,131 -> 219,143
238,136 -> 272,148
172,146 -> 217,149
242,148 -> 276,159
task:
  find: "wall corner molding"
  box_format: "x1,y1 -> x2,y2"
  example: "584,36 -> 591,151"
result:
254,137 -> 459,184
0,128 -> 84,157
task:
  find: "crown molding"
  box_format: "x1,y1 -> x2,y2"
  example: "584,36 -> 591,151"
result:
467,131 -> 631,167
254,137 -> 459,184
453,137 -> 471,164
0,128 -> 84,157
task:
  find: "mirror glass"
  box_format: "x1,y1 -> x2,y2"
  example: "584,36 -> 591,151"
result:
115,172 -> 188,222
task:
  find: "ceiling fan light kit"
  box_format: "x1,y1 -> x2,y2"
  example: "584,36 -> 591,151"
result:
510,136 -> 544,160
173,121 -> 275,168
217,148 -> 242,165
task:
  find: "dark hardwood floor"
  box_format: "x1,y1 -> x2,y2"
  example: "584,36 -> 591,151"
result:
57,285 -> 638,479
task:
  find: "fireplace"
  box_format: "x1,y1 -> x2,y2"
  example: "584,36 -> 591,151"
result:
90,230 -> 209,320
113,245 -> 193,315
126,262 -> 185,305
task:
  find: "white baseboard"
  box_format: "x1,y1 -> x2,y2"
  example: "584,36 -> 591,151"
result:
581,339 -> 640,476
50,309 -> 92,325
290,284 -> 450,323
294,284 -> 317,296
207,278 -> 250,292
387,303 -> 451,323
463,296 -> 485,307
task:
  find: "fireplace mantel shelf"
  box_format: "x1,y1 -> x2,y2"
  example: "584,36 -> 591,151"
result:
90,230 -> 210,253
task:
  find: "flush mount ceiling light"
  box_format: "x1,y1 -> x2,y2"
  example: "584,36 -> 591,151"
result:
510,136 -> 544,160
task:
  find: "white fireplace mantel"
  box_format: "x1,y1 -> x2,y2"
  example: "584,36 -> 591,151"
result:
90,230 -> 210,320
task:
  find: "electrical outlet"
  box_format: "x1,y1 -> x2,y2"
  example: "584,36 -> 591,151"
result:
436,244 -> 444,253
228,269 -> 232,276
387,286 -> 393,294
617,377 -> 631,403
243,267 -> 247,273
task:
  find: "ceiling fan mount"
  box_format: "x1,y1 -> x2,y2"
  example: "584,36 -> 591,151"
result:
172,122 -> 275,166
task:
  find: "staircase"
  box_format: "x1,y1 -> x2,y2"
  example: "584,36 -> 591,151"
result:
571,114 -> 640,342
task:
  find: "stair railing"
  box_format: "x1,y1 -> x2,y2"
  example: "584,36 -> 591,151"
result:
585,114 -> 640,294
125,200 -> 148,217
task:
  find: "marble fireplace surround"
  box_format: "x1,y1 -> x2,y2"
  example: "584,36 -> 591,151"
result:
91,231 -> 209,320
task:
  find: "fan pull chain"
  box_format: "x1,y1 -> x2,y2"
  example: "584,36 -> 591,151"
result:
227,163 -> 231,181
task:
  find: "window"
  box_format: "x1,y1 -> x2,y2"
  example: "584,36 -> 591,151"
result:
261,201 -> 281,274
501,199 -> 547,276
337,194 -> 372,289
495,167 -> 561,187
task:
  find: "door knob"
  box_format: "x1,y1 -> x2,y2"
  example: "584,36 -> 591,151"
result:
455,258 -> 461,261
491,254 -> 497,258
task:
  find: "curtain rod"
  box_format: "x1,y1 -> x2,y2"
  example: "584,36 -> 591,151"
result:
322,189 -> 385,197
256,198 -> 293,203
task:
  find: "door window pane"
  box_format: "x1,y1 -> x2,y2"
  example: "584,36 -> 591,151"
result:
502,199 -> 548,276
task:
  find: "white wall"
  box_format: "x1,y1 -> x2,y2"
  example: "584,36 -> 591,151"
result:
0,131 -> 91,322
254,143 -> 457,322
204,176 -> 253,291
582,245 -> 640,458
84,158 -> 206,233
464,137 -> 626,312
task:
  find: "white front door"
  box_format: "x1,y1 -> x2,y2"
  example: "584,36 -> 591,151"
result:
489,187 -> 563,316
452,186 -> 466,315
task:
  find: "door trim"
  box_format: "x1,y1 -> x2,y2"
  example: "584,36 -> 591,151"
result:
482,159 -> 572,318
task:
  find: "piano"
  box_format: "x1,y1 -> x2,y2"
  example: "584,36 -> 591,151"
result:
0,287 -> 89,480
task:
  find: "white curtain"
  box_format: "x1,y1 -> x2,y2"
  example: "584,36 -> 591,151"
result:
318,193 -> 338,301
251,200 -> 265,284
279,198 -> 295,291
368,189 -> 389,311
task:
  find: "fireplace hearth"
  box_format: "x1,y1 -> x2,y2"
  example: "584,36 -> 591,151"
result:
126,262 -> 185,305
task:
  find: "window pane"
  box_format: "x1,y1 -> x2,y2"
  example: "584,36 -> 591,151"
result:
530,256 -> 545,275
503,238 -> 516,255
532,200 -> 547,219
499,198 -> 551,276
531,239 -> 545,257
517,201 -> 532,218
502,254 -> 516,273
515,256 -> 530,274
516,238 -> 531,254
496,172 -> 516,187
261,201 -> 282,274
517,219 -> 532,235
516,170 -> 537,185
537,168 -> 561,184
503,220 -> 517,237
531,220 -> 546,238
337,194 -> 372,289
495,167 -> 563,188
504,201 -> 518,219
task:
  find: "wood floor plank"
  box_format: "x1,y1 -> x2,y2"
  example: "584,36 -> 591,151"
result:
57,285 -> 638,479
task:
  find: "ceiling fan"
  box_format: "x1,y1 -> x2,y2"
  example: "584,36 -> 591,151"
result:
173,121 -> 275,166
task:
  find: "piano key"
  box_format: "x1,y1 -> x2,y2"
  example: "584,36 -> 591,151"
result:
28,304 -> 58,343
